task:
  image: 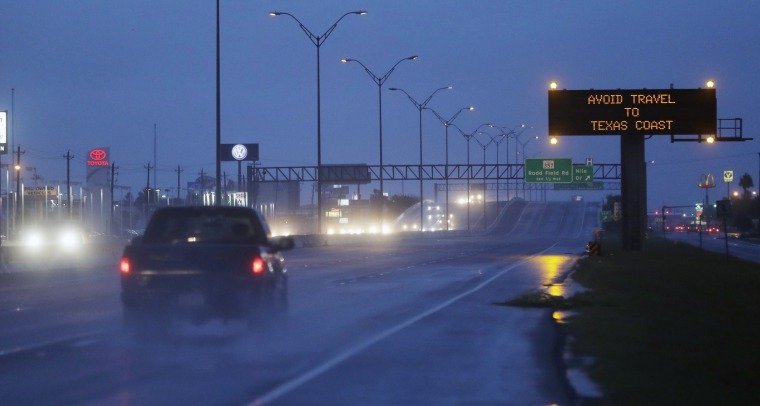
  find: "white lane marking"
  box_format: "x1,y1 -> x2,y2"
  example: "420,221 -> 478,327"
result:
250,243 -> 559,405
0,332 -> 101,358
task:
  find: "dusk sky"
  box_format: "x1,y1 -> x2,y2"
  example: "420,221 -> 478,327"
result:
1,1 -> 758,211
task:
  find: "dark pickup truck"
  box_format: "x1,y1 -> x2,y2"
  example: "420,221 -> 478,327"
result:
119,206 -> 295,327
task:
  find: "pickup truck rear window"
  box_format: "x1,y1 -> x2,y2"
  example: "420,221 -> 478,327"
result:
143,208 -> 267,245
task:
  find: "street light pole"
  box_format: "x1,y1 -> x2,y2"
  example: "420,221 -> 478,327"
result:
215,0 -> 221,206
428,107 -> 474,230
488,132 -> 507,207
388,86 -> 451,231
474,133 -> 495,231
270,10 -> 366,234
453,123 -> 490,232
341,55 -> 418,232
490,124 -> 528,203
516,134 -> 539,199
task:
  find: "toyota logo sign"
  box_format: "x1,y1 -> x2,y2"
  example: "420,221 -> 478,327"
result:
88,148 -> 110,166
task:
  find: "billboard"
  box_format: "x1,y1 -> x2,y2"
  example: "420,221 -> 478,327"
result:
86,147 -> 110,187
548,88 -> 717,136
221,143 -> 259,162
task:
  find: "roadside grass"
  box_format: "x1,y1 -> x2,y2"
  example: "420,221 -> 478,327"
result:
565,236 -> 760,405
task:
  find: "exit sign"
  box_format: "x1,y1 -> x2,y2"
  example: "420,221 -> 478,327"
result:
525,158 -> 572,183
573,165 -> 594,183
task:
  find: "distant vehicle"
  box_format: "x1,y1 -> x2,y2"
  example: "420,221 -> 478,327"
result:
119,206 -> 295,328
19,220 -> 87,251
16,220 -> 89,267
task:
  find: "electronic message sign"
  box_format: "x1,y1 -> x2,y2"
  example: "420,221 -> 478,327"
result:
548,88 -> 716,136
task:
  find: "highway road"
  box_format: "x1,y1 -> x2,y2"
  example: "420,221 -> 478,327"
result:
0,200 -> 599,405
664,231 -> 760,264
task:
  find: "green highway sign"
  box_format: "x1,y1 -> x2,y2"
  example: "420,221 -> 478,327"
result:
600,211 -> 612,222
573,165 -> 594,183
525,158 -> 572,183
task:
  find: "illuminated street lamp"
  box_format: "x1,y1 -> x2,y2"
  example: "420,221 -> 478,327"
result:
341,55 -> 418,232
389,86 -> 452,231
428,106 -> 474,230
270,10 -> 366,234
550,136 -> 559,145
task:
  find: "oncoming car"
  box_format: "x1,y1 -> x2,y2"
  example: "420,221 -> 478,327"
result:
119,206 -> 295,329
16,221 -> 89,265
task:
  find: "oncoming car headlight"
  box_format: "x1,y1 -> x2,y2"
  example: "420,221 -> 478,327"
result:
24,231 -> 45,250
58,228 -> 83,251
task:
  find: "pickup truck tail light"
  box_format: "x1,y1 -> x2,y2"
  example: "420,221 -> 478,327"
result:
120,258 -> 131,274
252,257 -> 265,274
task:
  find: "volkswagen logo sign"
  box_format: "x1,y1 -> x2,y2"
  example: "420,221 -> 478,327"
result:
231,144 -> 248,161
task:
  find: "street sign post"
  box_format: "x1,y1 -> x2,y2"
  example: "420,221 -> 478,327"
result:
525,158 -> 572,183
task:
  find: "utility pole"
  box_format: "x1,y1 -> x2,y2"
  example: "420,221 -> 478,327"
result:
175,165 -> 183,201
144,162 -> 153,206
223,171 -> 227,201
110,162 -> 118,236
153,124 -> 157,194
63,150 -> 74,219
14,145 -> 24,233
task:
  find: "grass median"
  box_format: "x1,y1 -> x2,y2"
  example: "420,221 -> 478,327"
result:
564,236 -> 760,404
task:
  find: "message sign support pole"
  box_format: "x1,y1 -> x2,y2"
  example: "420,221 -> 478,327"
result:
620,134 -> 647,250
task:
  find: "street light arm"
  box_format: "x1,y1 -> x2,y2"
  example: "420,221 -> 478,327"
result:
489,133 -> 507,145
269,12 -> 318,46
474,131 -> 496,149
448,106 -> 474,125
343,55 -> 417,86
389,87 -> 422,110
270,11 -> 366,47
321,11 -> 367,43
491,123 -> 530,138
426,106 -> 473,126
421,86 -> 452,108
427,107 -> 447,125
450,123 -> 468,138
452,122 -> 490,140
341,58 -> 381,85
378,55 -> 418,85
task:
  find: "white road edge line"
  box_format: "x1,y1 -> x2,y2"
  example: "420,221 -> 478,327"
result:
250,243 -> 559,405
0,332 -> 101,358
